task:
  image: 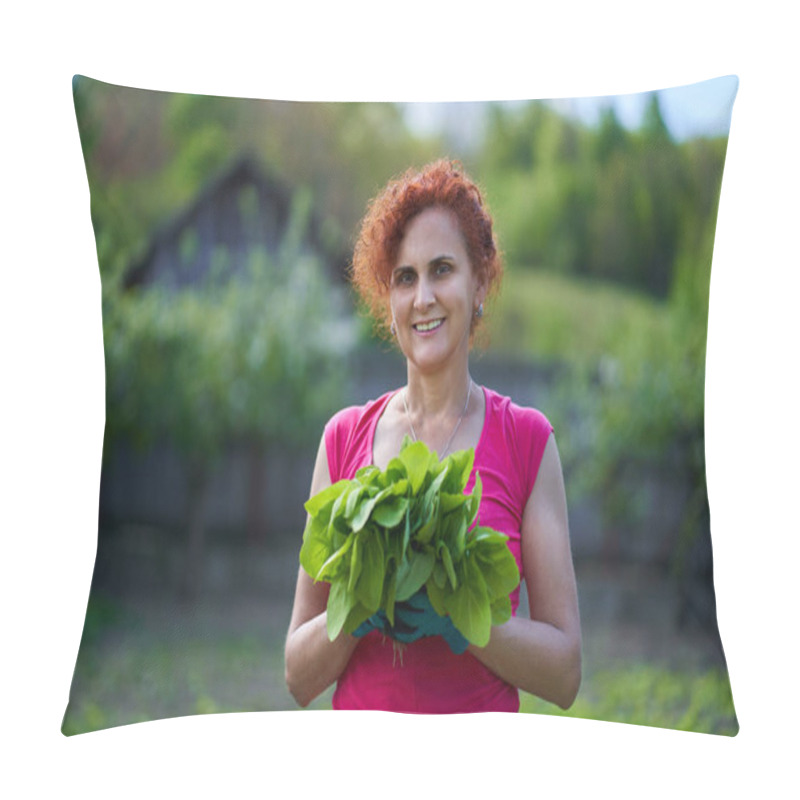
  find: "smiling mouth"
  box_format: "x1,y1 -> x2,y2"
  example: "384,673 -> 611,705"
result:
413,319 -> 444,332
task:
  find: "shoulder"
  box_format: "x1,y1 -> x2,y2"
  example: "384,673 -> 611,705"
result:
325,391 -> 394,441
324,390 -> 396,481
325,404 -> 367,440
483,386 -> 553,441
482,386 -> 554,499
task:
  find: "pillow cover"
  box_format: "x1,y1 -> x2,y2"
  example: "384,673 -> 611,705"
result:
63,74 -> 738,735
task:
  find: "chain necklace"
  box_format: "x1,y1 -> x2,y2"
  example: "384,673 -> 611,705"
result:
402,379 -> 473,458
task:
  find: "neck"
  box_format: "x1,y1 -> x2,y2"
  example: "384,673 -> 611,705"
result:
404,362 -> 472,418
401,361 -> 476,459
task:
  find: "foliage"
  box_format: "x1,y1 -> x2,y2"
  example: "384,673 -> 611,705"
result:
74,75 -> 731,588
102,209 -> 347,464
486,196 -> 722,582
540,214 -> 720,578
478,94 -> 728,299
63,590 -> 737,735
72,75 -> 440,285
486,268 -> 670,366
62,627 -> 287,735
300,439 -> 519,647
520,663 -> 738,736
478,100 -> 728,573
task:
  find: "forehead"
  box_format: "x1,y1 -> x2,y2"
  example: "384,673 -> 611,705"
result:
396,206 -> 468,264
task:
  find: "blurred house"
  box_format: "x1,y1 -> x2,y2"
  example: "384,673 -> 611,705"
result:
123,154 -> 350,291
102,155 -> 354,547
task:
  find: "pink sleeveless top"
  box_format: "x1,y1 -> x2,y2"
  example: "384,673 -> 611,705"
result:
324,386 -> 553,713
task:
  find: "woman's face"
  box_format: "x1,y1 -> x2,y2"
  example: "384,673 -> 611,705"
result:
389,206 -> 486,375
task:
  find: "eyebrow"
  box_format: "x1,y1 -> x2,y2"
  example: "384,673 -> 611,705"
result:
394,254 -> 456,273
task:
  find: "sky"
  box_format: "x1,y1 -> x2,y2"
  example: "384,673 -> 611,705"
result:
551,74 -> 739,139
402,75 -> 739,148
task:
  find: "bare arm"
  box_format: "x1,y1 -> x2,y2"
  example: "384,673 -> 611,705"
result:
284,434 -> 360,707
466,433 -> 582,709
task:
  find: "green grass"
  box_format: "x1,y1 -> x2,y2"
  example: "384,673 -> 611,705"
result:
484,268 -> 670,364
62,634 -> 297,735
520,664 -> 738,736
63,629 -> 737,736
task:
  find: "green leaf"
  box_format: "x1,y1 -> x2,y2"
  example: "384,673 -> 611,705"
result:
304,479 -> 350,517
446,559 -> 491,647
426,576 -> 447,616
469,526 -> 519,599
299,523 -> 331,580
425,461 -> 451,498
399,439 -> 435,494
441,513 -> 468,561
326,578 -> 353,640
402,503 -> 412,561
385,455 -> 408,485
475,551 -> 519,601
490,594 -> 512,627
328,490 -> 350,535
343,601 -> 373,635
439,492 -> 468,514
371,496 -> 409,528
469,525 -> 509,545
383,566 -> 398,626
455,516 -> 470,560
395,549 -> 435,602
354,464 -> 381,485
316,535 -> 354,582
347,534 -> 362,594
415,497 -> 439,545
349,486 -> 393,532
466,471 -> 483,525
344,485 -> 366,520
439,543 -> 458,590
388,478 -> 410,496
384,527 -> 402,565
301,439 -> 519,646
443,448 -> 474,492
355,533 -> 385,611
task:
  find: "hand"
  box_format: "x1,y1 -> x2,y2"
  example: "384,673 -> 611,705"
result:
352,609 -> 391,638
351,605 -> 421,639
391,590 -> 469,655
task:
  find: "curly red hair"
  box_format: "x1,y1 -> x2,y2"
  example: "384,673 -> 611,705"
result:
350,159 -> 503,338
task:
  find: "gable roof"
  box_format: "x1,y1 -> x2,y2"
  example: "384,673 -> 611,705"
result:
123,155 -> 349,291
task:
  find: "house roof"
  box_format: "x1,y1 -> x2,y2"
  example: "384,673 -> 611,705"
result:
123,154 -> 350,290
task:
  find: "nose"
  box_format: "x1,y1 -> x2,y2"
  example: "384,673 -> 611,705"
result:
414,273 -> 434,310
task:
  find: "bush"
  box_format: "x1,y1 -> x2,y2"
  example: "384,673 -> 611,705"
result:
520,663 -> 737,735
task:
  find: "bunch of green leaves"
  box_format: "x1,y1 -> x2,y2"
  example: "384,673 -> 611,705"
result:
299,438 -> 520,648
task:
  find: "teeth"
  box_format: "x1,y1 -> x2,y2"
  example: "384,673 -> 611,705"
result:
415,319 -> 443,332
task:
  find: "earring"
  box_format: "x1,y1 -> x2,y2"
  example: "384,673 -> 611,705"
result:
390,320 -> 397,336
475,303 -> 484,319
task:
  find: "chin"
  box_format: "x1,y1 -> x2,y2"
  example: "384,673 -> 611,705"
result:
406,348 -> 460,376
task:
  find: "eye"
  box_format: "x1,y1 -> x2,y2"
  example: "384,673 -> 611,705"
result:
434,261 -> 453,277
393,268 -> 415,287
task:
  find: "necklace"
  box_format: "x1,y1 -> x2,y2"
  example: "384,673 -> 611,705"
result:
402,379 -> 473,458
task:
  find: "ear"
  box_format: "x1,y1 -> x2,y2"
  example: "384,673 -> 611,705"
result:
473,268 -> 488,311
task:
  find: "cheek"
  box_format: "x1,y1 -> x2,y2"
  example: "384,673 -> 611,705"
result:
388,287 -> 406,314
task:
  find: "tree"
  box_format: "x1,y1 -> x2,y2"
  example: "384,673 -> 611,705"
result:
554,211 -> 724,628
641,92 -> 672,144
102,200 -> 350,598
594,105 -> 628,164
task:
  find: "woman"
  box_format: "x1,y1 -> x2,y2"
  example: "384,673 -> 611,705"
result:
285,160 -> 581,713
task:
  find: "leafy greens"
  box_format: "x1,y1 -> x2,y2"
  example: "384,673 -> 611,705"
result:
299,437 -> 520,648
